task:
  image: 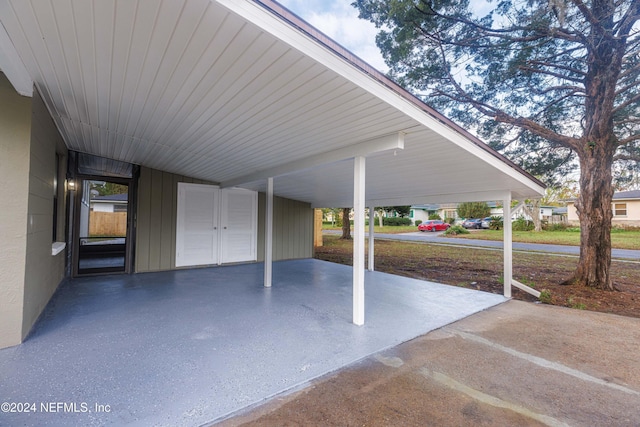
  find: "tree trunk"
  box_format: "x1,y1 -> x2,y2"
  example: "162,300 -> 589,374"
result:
522,199 -> 542,232
341,208 -> 351,239
566,146 -> 615,290
378,209 -> 384,227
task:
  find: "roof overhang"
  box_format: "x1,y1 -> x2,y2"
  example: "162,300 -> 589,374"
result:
0,0 -> 544,207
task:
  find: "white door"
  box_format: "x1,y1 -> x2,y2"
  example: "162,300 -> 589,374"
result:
175,183 -> 219,267
220,188 -> 258,264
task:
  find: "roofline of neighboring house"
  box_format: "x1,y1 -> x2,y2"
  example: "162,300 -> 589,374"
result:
254,0 -> 546,190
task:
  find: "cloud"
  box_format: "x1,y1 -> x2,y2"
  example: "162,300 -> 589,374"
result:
277,0 -> 388,72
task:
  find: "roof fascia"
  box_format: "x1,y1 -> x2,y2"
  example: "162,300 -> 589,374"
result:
0,21 -> 32,97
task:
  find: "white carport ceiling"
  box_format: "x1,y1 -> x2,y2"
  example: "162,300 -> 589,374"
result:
0,0 -> 544,207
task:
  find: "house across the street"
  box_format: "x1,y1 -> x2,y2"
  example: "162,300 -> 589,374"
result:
567,190 -> 640,226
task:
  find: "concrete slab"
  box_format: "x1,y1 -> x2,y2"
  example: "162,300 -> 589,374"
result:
221,300 -> 640,427
0,259 -> 505,426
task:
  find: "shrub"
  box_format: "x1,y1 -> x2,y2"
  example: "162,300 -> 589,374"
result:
415,220 -> 422,226
445,217 -> 456,225
489,216 -> 503,230
544,223 -> 569,231
382,217 -> 412,226
512,216 -> 534,231
443,225 -> 469,236
428,213 -> 442,220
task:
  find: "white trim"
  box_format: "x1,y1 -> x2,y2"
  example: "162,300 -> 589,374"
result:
512,279 -> 541,298
503,193 -> 512,298
368,206 -> 375,271
353,156 -> 365,326
264,177 -> 273,288
311,190 -> 527,209
0,22 -> 32,97
214,0 -> 544,196
51,242 -> 66,256
221,132 -> 404,188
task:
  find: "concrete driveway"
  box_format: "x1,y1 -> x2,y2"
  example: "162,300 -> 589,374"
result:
219,300 -> 640,426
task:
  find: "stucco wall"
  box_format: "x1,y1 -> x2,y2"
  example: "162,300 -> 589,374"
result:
0,73 -> 32,348
136,167 -> 313,273
21,90 -> 68,338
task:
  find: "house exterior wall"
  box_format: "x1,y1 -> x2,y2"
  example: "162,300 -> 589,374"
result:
257,193 -> 314,262
22,88 -> 68,338
567,200 -> 640,226
136,167 -> 313,273
0,73 -> 32,349
0,73 -> 67,349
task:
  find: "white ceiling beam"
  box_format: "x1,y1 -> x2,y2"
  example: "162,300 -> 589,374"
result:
0,22 -> 32,97
310,190 -> 516,209
221,132 -> 404,188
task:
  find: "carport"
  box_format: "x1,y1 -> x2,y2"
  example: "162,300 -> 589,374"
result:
0,259 -> 506,425
0,0 -> 544,334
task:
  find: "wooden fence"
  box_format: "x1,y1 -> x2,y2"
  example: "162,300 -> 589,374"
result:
90,211 -> 127,237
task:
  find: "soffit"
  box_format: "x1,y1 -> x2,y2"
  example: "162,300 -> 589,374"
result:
0,0 -> 544,206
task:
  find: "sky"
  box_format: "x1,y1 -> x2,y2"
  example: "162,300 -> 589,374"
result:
277,0 -> 388,72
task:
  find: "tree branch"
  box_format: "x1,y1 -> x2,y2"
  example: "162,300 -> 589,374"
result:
617,134 -> 640,147
613,92 -> 640,113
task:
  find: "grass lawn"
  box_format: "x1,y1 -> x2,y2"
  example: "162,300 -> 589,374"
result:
323,224 -> 419,234
315,235 -> 640,318
452,229 -> 640,250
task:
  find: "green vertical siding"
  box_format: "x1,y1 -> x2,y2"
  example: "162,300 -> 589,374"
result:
136,167 -> 313,272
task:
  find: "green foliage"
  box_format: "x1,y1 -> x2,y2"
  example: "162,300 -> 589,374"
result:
539,290 -> 552,304
382,206 -> 411,218
415,220 -> 422,226
428,213 -> 442,220
383,217 -> 412,226
91,181 -> 128,197
445,217 -> 455,225
443,225 -> 469,236
544,223 -> 569,231
512,217 -> 534,231
353,0 -> 639,186
457,202 -> 491,219
489,216 -> 503,230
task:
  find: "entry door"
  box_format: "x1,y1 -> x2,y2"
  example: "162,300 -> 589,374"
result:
220,188 -> 258,264
176,183 -> 219,267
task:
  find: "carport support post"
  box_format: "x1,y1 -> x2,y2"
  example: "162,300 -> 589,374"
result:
368,206 -> 375,271
353,156 -> 366,326
503,193 -> 512,298
264,177 -> 273,288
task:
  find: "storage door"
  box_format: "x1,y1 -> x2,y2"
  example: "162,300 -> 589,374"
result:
176,183 -> 219,267
220,188 -> 258,264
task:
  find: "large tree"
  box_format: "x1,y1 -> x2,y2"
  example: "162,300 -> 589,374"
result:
354,0 -> 640,290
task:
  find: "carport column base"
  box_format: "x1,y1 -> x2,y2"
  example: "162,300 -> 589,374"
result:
264,177 -> 273,288
503,193 -> 512,298
353,156 -> 366,326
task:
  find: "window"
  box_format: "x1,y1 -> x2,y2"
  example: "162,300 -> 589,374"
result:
613,203 -> 627,217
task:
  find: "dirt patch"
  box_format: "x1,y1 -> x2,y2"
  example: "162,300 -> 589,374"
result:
314,236 -> 640,318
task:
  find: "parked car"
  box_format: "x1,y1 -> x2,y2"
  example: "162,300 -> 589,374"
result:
481,217 -> 492,229
462,218 -> 482,229
418,220 -> 450,232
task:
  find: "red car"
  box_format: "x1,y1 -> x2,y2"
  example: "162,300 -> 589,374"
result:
418,220 -> 450,232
